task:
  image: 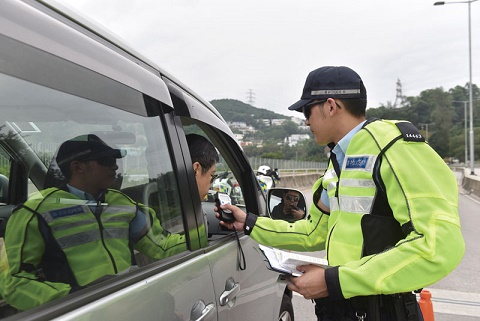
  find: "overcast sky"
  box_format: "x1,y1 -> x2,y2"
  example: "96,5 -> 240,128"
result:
55,0 -> 480,117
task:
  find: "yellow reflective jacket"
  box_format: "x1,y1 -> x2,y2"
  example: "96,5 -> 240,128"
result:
250,119 -> 465,299
1,187 -> 186,310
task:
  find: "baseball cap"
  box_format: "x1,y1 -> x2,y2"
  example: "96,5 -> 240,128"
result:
288,66 -> 367,111
56,134 -> 127,166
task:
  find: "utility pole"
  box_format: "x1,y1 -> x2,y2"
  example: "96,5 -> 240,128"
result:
246,89 -> 255,106
393,78 -> 405,108
419,123 -> 435,142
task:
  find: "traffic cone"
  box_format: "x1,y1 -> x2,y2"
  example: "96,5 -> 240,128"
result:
418,289 -> 434,321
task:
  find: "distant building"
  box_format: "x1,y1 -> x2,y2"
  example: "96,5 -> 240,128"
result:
290,117 -> 305,126
298,125 -> 310,131
260,119 -> 287,126
271,119 -> 287,126
229,121 -> 248,128
227,121 -> 256,134
240,141 -> 254,147
286,134 -> 310,146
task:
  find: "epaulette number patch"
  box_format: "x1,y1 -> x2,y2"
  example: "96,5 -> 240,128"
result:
396,122 -> 425,142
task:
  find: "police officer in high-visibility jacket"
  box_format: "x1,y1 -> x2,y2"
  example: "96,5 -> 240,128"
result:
1,134 -> 187,311
217,66 -> 465,321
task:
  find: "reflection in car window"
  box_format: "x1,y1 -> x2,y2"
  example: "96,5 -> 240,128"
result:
0,73 -> 184,232
0,72 -> 187,311
0,147 -> 9,205
211,157 -> 245,207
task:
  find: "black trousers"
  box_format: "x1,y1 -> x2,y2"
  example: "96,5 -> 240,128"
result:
314,294 -> 424,321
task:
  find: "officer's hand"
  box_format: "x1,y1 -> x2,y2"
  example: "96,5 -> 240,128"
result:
291,208 -> 305,220
287,265 -> 329,299
215,203 -> 247,231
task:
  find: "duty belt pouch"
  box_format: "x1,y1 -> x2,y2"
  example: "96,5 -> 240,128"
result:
360,214 -> 404,256
351,294 -> 420,321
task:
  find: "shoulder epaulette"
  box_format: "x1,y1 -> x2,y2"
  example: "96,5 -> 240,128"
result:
395,122 -> 425,142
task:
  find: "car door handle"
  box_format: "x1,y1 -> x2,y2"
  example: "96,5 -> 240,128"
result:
190,300 -> 215,321
219,277 -> 240,306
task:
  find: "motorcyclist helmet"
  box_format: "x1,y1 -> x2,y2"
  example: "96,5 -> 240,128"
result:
257,165 -> 271,176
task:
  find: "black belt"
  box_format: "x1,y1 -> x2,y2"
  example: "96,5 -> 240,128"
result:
314,293 -> 422,321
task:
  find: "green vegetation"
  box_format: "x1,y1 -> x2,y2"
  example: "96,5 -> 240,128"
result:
211,83 -> 480,163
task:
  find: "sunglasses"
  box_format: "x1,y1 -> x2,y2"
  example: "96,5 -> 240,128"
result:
303,100 -> 326,120
285,194 -> 299,202
210,174 -> 219,184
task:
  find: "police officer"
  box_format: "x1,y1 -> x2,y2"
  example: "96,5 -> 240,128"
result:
1,134 -> 187,310
217,66 -> 465,320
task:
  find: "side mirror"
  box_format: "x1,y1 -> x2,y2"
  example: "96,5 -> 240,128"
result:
267,188 -> 307,222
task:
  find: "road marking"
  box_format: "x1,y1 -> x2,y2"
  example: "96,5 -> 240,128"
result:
462,192 -> 480,205
425,288 -> 480,317
293,288 -> 480,318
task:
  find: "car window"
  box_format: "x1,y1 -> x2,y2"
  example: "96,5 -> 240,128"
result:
0,71 -> 189,289
212,157 -> 245,207
182,124 -> 246,237
0,148 -> 9,205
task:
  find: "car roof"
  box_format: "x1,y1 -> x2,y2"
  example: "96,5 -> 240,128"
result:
8,0 -> 226,123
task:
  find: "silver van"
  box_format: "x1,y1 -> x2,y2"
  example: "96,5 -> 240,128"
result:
0,0 -> 293,319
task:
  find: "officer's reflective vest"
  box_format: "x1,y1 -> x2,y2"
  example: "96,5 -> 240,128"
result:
322,119 -> 445,265
2,187 -> 186,310
21,189 -> 144,284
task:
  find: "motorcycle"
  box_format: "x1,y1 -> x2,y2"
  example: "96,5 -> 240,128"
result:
256,165 -> 281,192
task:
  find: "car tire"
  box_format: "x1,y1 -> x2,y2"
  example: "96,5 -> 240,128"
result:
278,293 -> 294,321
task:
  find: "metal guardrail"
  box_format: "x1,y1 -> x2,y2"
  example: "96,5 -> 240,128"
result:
248,156 -> 327,173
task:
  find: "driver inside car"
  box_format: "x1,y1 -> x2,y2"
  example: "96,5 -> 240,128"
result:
0,134 -> 187,311
270,190 -> 305,222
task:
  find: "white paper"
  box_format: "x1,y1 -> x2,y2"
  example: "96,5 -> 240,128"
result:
258,244 -> 330,276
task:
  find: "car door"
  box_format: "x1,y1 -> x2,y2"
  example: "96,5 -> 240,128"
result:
167,81 -> 288,320
0,3 -> 219,318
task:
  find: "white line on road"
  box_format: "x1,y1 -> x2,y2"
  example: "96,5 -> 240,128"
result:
426,288 -> 480,318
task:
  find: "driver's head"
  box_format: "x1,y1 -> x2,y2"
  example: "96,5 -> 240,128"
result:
186,134 -> 219,201
283,190 -> 300,208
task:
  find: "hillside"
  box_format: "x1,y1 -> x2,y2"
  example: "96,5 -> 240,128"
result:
210,99 -> 288,125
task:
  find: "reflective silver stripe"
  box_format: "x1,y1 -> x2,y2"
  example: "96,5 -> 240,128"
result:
102,206 -> 137,215
311,89 -> 360,96
340,178 -> 376,188
103,227 -> 129,239
324,168 -> 338,192
339,195 -> 374,214
57,230 -> 101,249
327,181 -> 337,192
42,198 -> 109,206
330,197 -> 339,212
323,168 -> 337,180
56,227 -> 129,249
103,215 -> 132,223
52,219 -> 96,232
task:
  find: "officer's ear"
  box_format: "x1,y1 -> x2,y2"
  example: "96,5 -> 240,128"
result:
325,98 -> 335,113
70,160 -> 85,174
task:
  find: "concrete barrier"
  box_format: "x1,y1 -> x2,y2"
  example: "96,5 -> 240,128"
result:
277,173 -> 322,190
461,168 -> 480,198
